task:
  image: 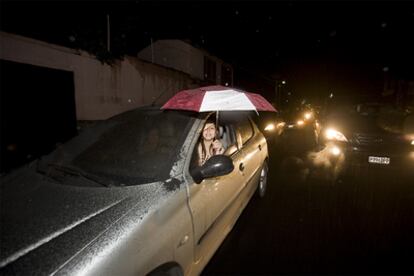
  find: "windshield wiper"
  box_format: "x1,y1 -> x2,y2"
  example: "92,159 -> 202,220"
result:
47,163 -> 112,187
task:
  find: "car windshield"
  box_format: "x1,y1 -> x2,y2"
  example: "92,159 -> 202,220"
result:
325,105 -> 404,133
39,108 -> 195,186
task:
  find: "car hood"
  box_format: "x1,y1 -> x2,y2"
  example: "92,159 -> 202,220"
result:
324,113 -> 395,136
0,165 -> 173,274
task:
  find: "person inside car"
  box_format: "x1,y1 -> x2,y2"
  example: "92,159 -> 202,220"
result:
197,118 -> 225,166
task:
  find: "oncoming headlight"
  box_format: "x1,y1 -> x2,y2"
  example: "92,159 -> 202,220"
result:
331,146 -> 341,156
276,122 -> 286,128
304,112 -> 313,120
404,134 -> 414,145
264,123 -> 275,132
325,128 -> 348,142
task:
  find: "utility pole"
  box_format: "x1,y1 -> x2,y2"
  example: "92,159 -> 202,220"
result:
275,79 -> 287,110
151,37 -> 154,63
274,80 -> 279,107
107,14 -> 111,52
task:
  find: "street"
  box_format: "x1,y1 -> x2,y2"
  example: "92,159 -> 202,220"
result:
204,139 -> 414,274
1,2 -> 414,274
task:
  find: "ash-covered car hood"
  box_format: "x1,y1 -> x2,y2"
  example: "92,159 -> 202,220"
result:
0,165 -> 175,274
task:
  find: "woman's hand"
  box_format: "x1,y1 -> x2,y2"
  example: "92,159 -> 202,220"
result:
212,140 -> 224,154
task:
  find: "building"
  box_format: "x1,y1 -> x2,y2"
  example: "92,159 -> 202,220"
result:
0,33 -> 191,173
137,39 -> 233,87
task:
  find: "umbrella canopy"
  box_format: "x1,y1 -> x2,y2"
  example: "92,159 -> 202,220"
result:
161,85 -> 277,112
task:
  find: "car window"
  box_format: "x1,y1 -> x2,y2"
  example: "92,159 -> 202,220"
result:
215,124 -> 239,157
38,108 -> 195,186
235,117 -> 254,145
189,115 -> 238,170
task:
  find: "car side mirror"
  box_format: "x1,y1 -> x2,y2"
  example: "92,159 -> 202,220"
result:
190,155 -> 234,184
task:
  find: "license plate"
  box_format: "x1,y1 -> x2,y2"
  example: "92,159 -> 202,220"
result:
368,156 -> 390,165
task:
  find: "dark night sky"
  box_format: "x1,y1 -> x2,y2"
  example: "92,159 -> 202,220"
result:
1,0 -> 414,103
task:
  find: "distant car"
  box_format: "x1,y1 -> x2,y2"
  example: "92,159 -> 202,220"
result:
309,103 -> 414,181
279,107 -> 321,154
0,106 -> 269,276
251,111 -> 284,148
283,106 -> 319,130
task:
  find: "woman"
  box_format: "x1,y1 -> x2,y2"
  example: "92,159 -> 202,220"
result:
197,118 -> 225,166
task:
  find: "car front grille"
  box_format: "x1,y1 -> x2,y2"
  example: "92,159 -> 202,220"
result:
352,133 -> 401,146
350,132 -> 410,154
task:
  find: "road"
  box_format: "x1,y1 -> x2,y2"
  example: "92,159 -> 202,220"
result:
203,136 -> 414,274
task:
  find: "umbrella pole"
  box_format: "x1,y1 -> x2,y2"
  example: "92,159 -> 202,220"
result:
216,110 -> 219,139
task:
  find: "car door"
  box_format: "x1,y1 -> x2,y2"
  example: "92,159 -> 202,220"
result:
236,116 -> 266,192
185,120 -> 246,269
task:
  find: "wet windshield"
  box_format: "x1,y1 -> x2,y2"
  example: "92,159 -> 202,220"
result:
39,108 -> 195,186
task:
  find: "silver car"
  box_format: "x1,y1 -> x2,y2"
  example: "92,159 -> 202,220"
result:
0,106 -> 269,275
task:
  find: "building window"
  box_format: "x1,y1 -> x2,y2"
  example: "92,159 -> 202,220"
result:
221,64 -> 233,86
204,56 -> 217,84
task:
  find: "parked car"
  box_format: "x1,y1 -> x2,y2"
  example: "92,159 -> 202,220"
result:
0,106 -> 269,276
308,103 -> 414,181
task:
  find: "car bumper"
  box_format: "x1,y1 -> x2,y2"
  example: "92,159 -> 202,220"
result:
318,142 -> 414,178
346,149 -> 413,176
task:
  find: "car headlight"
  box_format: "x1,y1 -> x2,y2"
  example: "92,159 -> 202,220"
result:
304,112 -> 313,120
264,123 -> 275,132
276,122 -> 285,129
325,128 -> 348,142
297,120 -> 305,126
403,135 -> 414,146
330,146 -> 341,156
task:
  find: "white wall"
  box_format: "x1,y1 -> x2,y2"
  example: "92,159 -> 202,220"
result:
0,32 -> 194,120
138,39 -> 228,83
138,40 -> 201,79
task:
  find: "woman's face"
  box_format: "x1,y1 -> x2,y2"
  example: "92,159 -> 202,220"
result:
202,123 -> 216,141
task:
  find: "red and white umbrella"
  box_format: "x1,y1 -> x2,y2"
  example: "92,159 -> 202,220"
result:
161,85 -> 277,112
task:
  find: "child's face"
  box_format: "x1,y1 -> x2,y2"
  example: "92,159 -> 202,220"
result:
202,123 -> 216,141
